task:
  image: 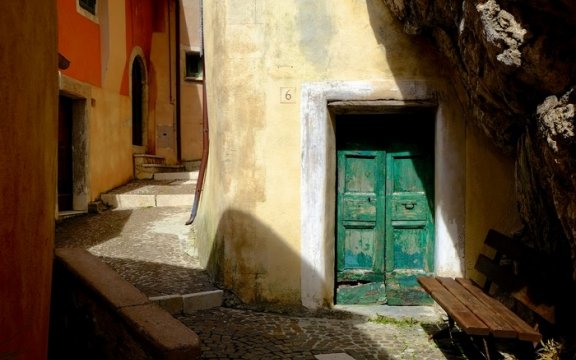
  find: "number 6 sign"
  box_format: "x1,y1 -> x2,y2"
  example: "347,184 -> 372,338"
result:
280,87 -> 296,104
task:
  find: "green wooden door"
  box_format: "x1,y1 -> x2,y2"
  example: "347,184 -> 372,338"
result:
336,117 -> 434,305
385,141 -> 434,305
336,150 -> 387,304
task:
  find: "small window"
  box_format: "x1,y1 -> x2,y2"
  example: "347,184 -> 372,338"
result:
79,0 -> 97,15
185,51 -> 203,81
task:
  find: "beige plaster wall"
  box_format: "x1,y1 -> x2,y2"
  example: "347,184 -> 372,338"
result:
152,5 -> 177,164
89,88 -> 133,199
195,0 -> 442,307
89,0 -> 133,200
465,124 -> 522,282
194,0 -> 519,307
0,1 -> 58,358
180,81 -> 203,160
87,0 -> 133,201
180,0 -> 203,161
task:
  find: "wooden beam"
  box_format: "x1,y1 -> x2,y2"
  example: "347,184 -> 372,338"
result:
328,100 -> 436,114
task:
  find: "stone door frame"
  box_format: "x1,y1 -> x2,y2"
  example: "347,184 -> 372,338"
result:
58,73 -> 91,212
300,80 -> 465,309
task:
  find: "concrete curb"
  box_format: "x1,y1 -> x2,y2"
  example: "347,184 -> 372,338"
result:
55,248 -> 201,359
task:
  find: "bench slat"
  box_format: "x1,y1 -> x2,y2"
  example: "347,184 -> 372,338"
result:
437,277 -> 517,338
475,254 -> 522,292
418,277 -> 490,336
484,229 -> 539,264
512,287 -> 556,324
456,278 -> 541,343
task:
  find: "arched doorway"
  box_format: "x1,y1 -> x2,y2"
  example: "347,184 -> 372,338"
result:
131,56 -> 145,147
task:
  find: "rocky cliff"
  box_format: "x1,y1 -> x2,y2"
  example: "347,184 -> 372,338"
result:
382,0 -> 576,278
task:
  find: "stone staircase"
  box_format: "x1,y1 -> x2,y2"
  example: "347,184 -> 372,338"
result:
133,154 -> 187,180
101,172 -> 197,209
100,156 -> 199,209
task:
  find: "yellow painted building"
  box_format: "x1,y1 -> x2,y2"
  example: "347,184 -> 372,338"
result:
192,0 -> 522,309
57,0 -> 204,214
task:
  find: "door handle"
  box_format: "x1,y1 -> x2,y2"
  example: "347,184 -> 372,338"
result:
402,201 -> 416,210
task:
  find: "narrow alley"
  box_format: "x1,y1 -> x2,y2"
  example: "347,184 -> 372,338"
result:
53,175 -> 477,360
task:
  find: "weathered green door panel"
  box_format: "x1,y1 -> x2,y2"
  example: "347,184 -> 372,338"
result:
385,148 -> 434,305
341,196 -> 377,221
386,272 -> 433,305
336,282 -> 386,304
391,193 -> 428,221
391,223 -> 428,270
336,150 -> 386,303
343,226 -> 375,269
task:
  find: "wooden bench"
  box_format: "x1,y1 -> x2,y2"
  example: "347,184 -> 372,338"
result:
418,229 -> 555,358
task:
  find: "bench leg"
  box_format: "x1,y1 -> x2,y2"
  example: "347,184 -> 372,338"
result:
448,317 -> 455,340
478,336 -> 500,360
430,316 -> 455,340
482,338 -> 491,360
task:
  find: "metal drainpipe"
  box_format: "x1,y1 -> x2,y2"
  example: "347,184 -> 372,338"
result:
186,0 -> 207,225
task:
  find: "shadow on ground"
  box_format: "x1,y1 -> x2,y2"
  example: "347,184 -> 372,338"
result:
99,256 -> 214,296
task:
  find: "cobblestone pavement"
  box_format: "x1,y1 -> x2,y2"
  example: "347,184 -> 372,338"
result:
177,308 -> 476,360
55,197 -> 483,360
55,206 -> 215,296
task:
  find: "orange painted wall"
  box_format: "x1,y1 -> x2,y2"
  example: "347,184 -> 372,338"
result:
120,0 -> 161,96
57,0 -> 102,87
0,2 -> 58,359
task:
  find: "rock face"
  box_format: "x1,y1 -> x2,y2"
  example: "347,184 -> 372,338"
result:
382,0 -> 576,277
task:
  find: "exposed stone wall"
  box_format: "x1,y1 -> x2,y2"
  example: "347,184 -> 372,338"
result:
382,0 -> 576,277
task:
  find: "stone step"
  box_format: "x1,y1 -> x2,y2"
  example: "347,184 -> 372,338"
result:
149,290 -> 224,315
182,160 -> 201,172
101,193 -> 194,209
154,171 -> 199,181
136,164 -> 186,180
100,179 -> 195,209
133,154 -> 190,180
133,153 -> 166,165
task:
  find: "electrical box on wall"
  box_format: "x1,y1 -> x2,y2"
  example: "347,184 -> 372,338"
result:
157,125 -> 174,148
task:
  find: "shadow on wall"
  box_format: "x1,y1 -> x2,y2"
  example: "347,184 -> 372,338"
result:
206,209 -> 310,311
365,0 -> 467,277
365,1 -> 449,83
